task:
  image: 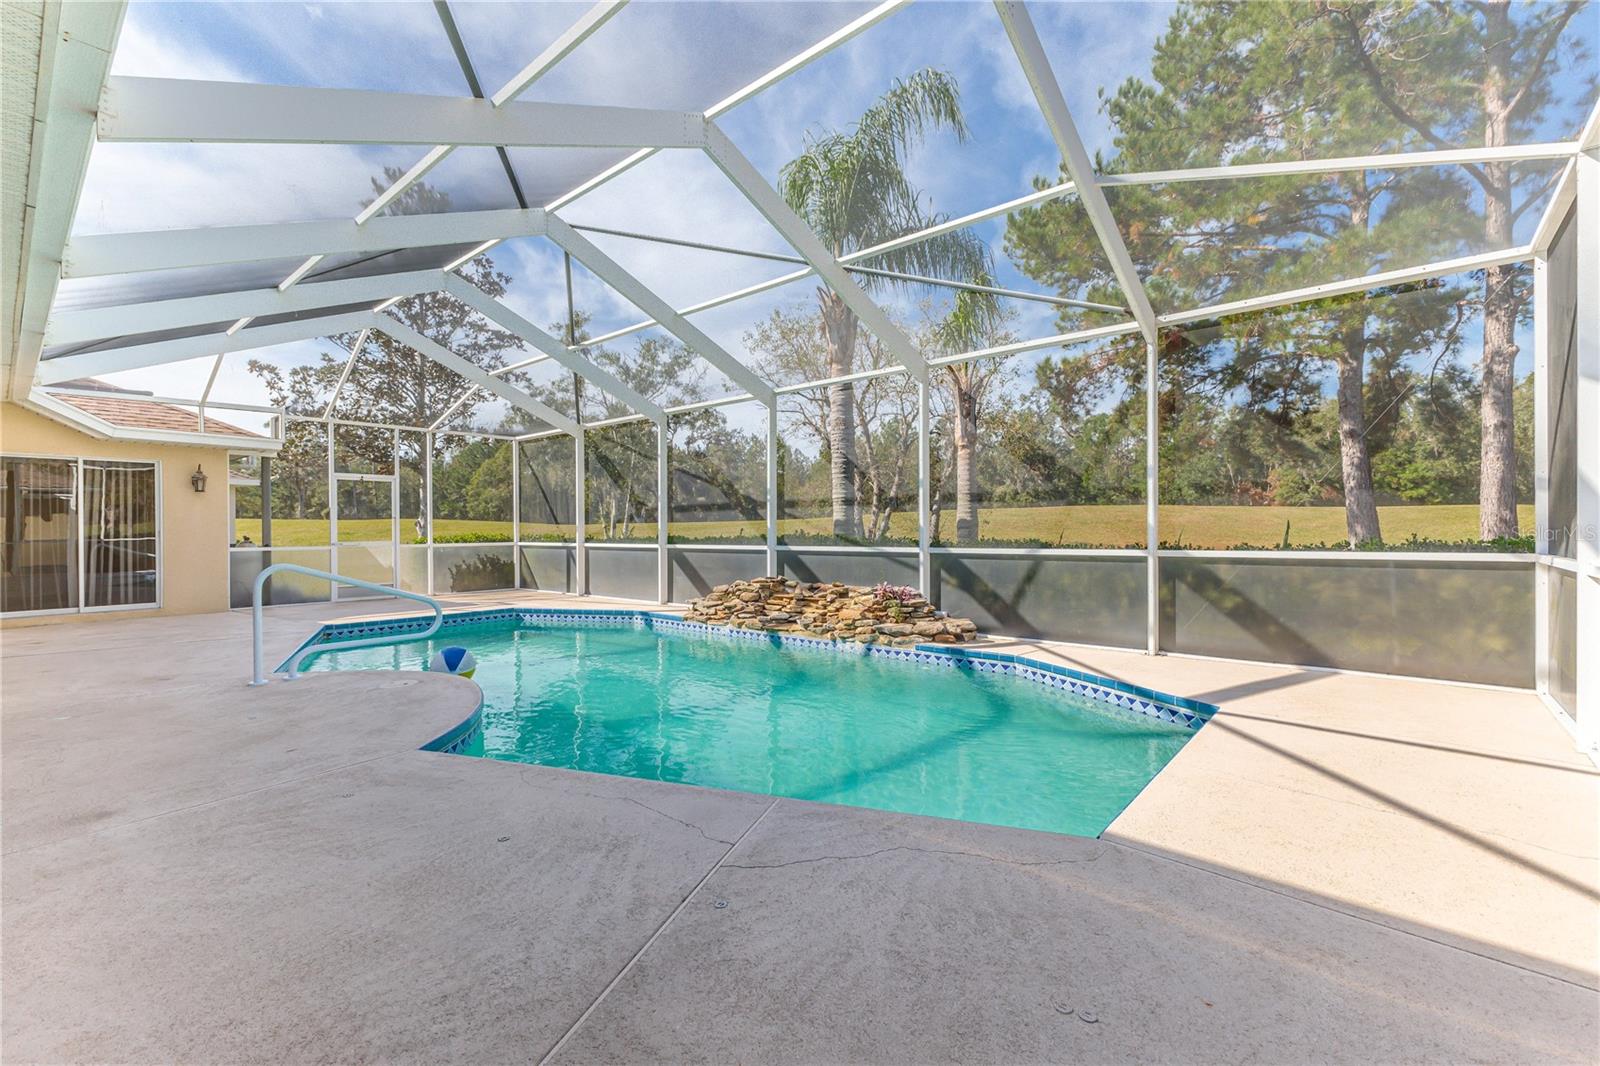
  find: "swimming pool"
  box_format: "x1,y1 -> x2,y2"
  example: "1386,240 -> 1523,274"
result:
299,611 -> 1211,837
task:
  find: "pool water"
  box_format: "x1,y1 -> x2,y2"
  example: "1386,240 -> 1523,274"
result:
303,619 -> 1197,836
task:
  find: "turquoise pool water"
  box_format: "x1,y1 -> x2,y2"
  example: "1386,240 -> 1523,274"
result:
303,619 -> 1197,836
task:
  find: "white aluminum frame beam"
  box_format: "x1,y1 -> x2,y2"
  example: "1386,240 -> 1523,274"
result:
545,0 -> 909,210
440,273 -> 664,420
1157,246 -> 1535,327
371,313 -> 579,435
701,123 -> 929,383
574,180 -> 1085,350
994,0 -> 1158,345
1100,142 -> 1579,187
280,5 -> 619,312
355,1 -> 627,222
1533,160 -> 1579,255
44,269 -> 444,346
63,209 -> 551,278
97,76 -> 710,150
37,309 -> 379,382
1580,96 -> 1600,154
492,0 -> 627,107
543,213 -> 776,403
6,1 -> 128,400
1574,138 -> 1599,748
323,327 -> 371,418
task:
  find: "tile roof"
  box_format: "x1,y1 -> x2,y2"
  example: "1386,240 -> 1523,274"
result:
55,393 -> 262,438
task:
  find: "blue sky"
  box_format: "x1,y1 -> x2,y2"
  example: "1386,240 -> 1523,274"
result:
73,0 -> 1599,423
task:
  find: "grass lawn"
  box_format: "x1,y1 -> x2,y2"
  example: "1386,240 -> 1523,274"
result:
235,503 -> 1533,551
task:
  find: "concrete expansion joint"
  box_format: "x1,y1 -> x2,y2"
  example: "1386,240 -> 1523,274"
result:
539,798 -> 780,1065
722,842 -> 1110,872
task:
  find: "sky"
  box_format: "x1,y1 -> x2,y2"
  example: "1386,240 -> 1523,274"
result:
62,0 -> 1600,429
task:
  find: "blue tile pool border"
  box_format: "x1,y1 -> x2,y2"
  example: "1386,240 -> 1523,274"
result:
284,607 -> 1218,733
420,692 -> 484,756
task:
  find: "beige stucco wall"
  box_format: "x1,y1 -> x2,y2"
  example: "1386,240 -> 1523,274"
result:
0,402 -> 234,625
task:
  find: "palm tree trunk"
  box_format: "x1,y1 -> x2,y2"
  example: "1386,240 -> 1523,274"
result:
952,369 -> 980,545
1477,0 -> 1520,540
819,290 -> 863,539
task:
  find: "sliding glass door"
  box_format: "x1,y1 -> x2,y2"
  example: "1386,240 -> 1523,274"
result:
0,455 -> 159,616
0,457 -> 79,613
83,460 -> 159,608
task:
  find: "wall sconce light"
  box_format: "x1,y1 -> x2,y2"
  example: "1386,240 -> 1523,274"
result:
191,465 -> 208,493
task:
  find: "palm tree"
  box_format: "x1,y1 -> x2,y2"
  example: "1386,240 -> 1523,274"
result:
931,281 -> 1007,544
780,69 -> 992,539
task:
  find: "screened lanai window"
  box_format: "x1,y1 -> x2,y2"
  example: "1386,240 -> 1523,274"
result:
932,339 -> 1146,550
1156,271 -> 1531,552
669,402 -> 766,544
519,436 -> 576,542
587,422 -> 658,543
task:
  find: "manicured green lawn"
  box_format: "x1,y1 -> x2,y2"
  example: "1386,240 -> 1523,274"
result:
235,502 -> 1533,550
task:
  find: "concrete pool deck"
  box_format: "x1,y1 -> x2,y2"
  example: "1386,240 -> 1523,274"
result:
2,591 -> 1595,1063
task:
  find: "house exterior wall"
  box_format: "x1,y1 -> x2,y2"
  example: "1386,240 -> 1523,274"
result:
0,401 -> 232,624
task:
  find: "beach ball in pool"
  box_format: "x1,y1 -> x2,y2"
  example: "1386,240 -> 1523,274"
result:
430,646 -> 477,679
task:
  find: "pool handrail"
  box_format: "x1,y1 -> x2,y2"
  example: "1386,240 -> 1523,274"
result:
250,563 -> 444,686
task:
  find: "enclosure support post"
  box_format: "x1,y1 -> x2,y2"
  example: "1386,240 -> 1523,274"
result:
765,403 -> 778,578
917,379 -> 931,599
391,428 -> 401,591
1145,335 -> 1160,656
1533,254 -> 1551,697
328,429 -> 339,602
1572,142 -> 1599,753
425,432 -> 435,596
512,437 -> 522,590
259,456 -> 273,605
657,419 -> 669,604
574,431 -> 587,595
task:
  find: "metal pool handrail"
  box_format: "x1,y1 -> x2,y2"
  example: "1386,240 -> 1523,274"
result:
250,563 -> 443,686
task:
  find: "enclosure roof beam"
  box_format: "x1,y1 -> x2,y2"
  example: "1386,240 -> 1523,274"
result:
542,213 -> 776,404
97,76 -> 709,150
428,388 -> 478,432
491,0 -> 628,107
44,269 -> 444,346
994,0 -> 1157,345
577,179 -> 1083,349
1532,160 -> 1578,254
1099,142 -> 1579,187
440,273 -> 664,420
62,209 -> 553,280
701,122 -> 929,383
568,223 -> 1124,313
1581,96 -> 1600,153
544,0 -> 909,210
925,320 -> 1143,368
6,1 -> 128,400
36,310 -> 378,383
262,4 -> 619,324
370,313 -> 579,435
1156,245 -> 1535,328
322,327 -> 371,418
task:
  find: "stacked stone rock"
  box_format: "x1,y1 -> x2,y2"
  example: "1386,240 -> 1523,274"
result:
683,577 -> 979,646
